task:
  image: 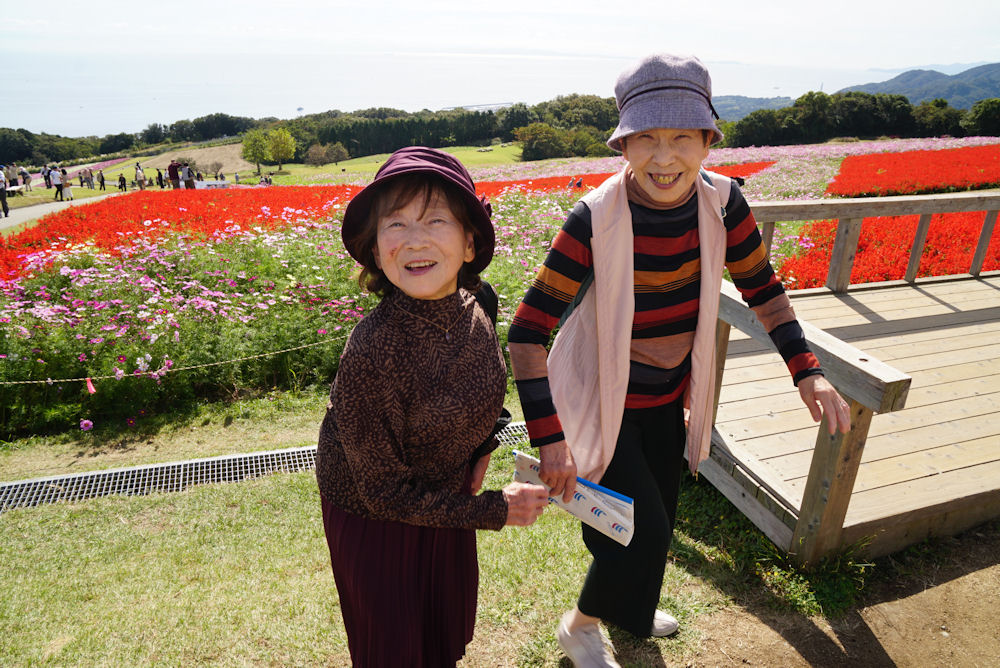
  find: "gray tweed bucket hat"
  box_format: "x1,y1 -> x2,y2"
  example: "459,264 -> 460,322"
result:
607,53 -> 724,152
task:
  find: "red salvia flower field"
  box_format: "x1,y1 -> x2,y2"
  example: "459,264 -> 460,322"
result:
825,144 -> 1000,197
0,186 -> 359,279
778,212 -> 1000,289
475,161 -> 775,198
0,162 -> 777,280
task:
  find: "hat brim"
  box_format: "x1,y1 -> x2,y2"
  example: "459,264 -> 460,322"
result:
607,89 -> 724,152
342,167 -> 494,275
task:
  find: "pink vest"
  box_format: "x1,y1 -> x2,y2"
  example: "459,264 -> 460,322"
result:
547,169 -> 731,480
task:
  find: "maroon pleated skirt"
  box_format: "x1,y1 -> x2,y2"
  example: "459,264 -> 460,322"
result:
321,497 -> 479,667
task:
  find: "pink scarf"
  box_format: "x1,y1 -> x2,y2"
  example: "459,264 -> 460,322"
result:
547,168 -> 731,479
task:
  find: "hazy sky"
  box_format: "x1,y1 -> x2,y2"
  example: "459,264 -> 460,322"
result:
4,0 -> 999,136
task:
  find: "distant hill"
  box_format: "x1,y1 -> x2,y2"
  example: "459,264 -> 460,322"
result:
714,95 -> 794,122
838,63 -> 1000,110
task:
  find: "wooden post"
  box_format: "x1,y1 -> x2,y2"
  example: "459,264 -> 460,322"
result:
825,218 -> 863,293
760,221 -> 775,254
970,210 -> 999,276
713,320 -> 732,424
904,213 -> 932,283
790,398 -> 874,566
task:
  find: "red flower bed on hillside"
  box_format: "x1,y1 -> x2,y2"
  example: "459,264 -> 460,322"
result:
778,212 -> 1000,289
1,161 -> 778,279
826,144 -> 1000,197
0,186 -> 360,279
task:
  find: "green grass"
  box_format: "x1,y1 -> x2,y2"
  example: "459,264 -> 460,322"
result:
265,143 -> 523,185
91,143 -> 524,187
0,445 -> 737,666
0,392 -> 914,666
3,403 -> 997,665
3,184 -> 111,212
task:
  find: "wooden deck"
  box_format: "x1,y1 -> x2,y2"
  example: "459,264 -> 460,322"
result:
714,274 -> 1000,559
698,190 -> 1000,564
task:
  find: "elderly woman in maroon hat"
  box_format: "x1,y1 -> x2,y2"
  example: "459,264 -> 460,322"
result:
508,55 -> 851,666
315,146 -> 549,667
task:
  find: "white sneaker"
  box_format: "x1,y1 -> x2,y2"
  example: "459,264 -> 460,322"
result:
557,611 -> 621,668
651,609 -> 679,637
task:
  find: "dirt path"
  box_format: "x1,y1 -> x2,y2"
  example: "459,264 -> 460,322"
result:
686,523 -> 1000,667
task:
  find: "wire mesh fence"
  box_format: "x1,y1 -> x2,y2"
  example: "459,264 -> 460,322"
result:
0,422 -> 530,514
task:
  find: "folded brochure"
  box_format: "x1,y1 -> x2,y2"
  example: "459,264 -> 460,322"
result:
512,450 -> 634,546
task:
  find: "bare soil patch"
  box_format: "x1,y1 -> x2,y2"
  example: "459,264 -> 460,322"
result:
139,143 -> 256,174
685,523 -> 1000,668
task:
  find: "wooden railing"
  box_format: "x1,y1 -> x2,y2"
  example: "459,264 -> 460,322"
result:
705,190 -> 1000,565
753,190 -> 1000,292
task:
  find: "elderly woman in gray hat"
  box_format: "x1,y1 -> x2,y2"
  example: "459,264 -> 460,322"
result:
508,54 -> 850,666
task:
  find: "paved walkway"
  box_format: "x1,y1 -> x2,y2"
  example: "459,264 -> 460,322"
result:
1,190 -> 124,233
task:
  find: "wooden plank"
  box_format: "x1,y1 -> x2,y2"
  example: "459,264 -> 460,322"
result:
803,302 -> 1000,333
721,320 -> 1000,372
790,402 -> 874,565
827,217 -> 864,292
789,286 -> 998,322
720,330 -> 1000,385
839,458 -> 1000,559
842,480 -> 1000,559
719,373 -> 997,424
720,385 -> 1000,448
697,444 -> 794,551
750,190 -> 1000,223
770,411 -> 1000,480
805,307 -> 1000,343
846,457 -> 1000,525
719,282 -> 911,413
789,274 -> 1000,303
791,275 -> 1000,308
713,321 -> 731,424
760,220 -> 775,253
782,435 -> 1000,497
710,431 -> 802,513
719,351 -> 996,408
970,210 -> 999,275
905,213 -> 934,282
844,436 -> 1000,493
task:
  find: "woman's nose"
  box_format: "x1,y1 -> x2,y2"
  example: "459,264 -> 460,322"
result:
652,141 -> 675,164
403,223 -> 430,248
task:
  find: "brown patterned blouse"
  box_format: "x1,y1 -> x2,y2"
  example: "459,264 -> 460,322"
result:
315,288 -> 509,531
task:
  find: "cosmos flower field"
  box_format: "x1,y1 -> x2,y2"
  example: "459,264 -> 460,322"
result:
1,137 -> 998,436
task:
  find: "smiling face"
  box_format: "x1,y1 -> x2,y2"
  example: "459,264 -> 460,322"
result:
621,128 -> 711,207
373,190 -> 475,301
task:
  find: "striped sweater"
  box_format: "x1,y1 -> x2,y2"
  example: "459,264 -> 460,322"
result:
508,182 -> 822,448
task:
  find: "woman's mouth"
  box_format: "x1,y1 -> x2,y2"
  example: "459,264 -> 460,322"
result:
405,260 -> 437,274
649,172 -> 681,187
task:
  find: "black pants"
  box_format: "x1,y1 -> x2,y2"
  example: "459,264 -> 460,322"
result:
1,188 -> 8,216
53,184 -> 63,201
577,400 -> 686,637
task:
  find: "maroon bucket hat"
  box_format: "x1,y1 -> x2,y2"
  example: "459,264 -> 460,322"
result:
341,146 -> 495,274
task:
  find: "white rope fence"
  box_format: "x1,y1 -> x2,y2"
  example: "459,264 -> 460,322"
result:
0,332 -> 350,386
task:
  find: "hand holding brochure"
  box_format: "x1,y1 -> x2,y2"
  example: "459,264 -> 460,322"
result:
512,450 -> 634,546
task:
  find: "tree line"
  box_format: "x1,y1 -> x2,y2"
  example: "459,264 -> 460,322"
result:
3,92 -> 999,168
722,93 -> 1000,147
0,113 -> 257,166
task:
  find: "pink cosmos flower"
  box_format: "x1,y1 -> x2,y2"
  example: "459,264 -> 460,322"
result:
80,419 -> 94,431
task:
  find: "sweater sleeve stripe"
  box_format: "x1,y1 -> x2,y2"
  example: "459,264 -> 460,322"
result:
514,378 -> 565,446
